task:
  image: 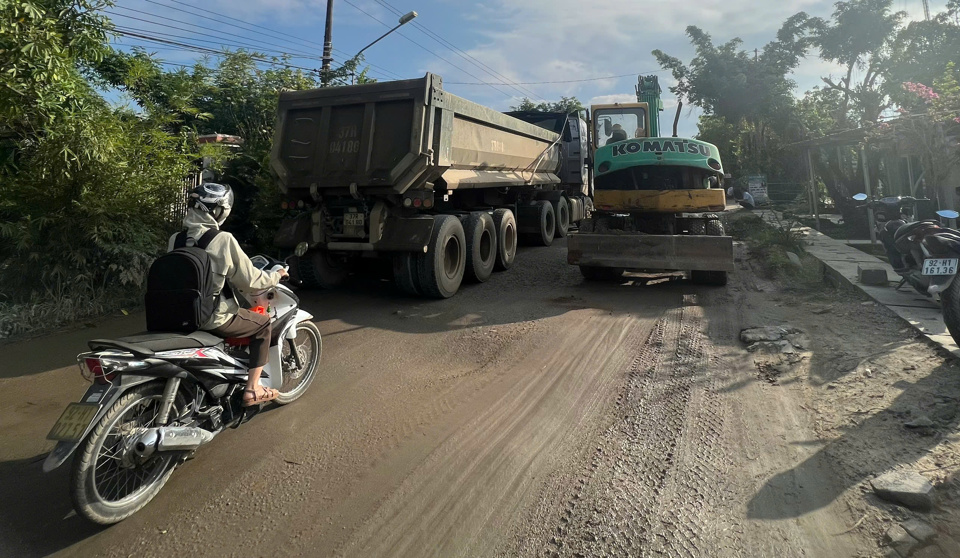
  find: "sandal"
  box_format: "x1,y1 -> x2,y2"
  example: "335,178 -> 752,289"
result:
242,386 -> 279,407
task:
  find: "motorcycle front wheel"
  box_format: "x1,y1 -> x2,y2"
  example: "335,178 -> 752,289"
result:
276,321 -> 322,404
70,382 -> 178,524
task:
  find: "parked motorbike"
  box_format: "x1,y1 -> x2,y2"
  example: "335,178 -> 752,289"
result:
43,244 -> 321,525
854,193 -> 960,344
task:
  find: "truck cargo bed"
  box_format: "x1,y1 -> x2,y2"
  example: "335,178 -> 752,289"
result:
271,73 -> 562,196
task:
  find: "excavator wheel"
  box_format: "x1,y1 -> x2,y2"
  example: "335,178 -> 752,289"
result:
690,220 -> 728,286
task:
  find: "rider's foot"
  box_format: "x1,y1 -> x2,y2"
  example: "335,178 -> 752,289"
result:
242,385 -> 279,407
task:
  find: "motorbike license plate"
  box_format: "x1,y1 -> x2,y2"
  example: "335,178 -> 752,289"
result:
922,258 -> 959,276
343,213 -> 364,227
47,403 -> 99,442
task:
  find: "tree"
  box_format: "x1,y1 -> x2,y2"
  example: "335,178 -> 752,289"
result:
510,97 -> 584,115
652,18 -> 813,177
811,0 -> 905,125
884,16 -> 960,109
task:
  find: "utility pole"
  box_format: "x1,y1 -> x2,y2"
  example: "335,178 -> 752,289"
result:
321,0 -> 334,84
922,0 -> 930,20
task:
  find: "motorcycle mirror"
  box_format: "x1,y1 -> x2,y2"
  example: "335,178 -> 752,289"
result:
294,242 -> 309,257
853,193 -> 868,201
937,210 -> 960,219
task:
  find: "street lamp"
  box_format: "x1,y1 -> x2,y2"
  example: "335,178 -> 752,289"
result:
350,11 -> 417,84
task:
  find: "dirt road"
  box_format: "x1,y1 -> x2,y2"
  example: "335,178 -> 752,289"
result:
0,240 -> 885,557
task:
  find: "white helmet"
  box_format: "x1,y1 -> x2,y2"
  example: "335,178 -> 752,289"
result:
190,182 -> 234,226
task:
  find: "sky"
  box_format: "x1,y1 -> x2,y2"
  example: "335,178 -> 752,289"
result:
107,0 -> 950,137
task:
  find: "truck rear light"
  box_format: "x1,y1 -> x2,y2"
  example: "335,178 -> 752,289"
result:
423,198 -> 433,208
413,198 -> 422,208
281,201 -> 290,210
403,197 -> 413,208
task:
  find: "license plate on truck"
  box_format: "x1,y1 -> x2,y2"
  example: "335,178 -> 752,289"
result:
922,258 -> 958,276
47,403 -> 99,442
343,213 -> 364,227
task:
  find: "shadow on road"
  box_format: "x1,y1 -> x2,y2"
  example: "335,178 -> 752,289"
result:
0,456 -> 105,557
747,359 -> 960,520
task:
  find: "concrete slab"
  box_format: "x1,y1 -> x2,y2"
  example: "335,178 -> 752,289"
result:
756,211 -> 960,358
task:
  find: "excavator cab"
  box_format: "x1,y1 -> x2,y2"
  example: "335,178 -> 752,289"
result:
592,104 -> 649,149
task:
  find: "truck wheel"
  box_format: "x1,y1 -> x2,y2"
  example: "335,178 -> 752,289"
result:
691,220 -> 728,286
554,197 -> 570,238
492,208 -> 517,271
393,253 -> 422,296
297,250 -> 351,289
689,221 -> 706,235
464,212 -> 496,283
418,215 -> 466,298
580,266 -> 623,281
524,200 -> 555,246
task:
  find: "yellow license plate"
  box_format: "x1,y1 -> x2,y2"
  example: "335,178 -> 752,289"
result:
47,403 -> 100,442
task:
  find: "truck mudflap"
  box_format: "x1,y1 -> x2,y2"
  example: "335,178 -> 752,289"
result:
568,233 -> 735,272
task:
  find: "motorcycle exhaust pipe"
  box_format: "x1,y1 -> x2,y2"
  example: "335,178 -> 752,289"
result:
133,427 -> 215,460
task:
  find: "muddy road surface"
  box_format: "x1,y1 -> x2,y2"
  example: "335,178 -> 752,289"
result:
1,240 -> 874,557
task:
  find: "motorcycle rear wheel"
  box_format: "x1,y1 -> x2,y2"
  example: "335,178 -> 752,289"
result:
941,277 -> 960,346
70,382 -> 178,525
276,321 -> 322,404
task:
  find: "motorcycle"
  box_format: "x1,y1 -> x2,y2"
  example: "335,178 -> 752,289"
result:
42,244 -> 321,525
853,193 -> 960,344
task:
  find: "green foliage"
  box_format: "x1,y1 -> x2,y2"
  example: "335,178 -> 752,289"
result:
810,0 -> 904,125
654,20 -> 812,177
510,96 -> 584,115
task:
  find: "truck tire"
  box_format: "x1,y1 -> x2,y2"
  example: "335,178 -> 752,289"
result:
492,208 -> 517,271
464,212 -> 496,283
691,220 -> 728,286
418,215 -> 466,298
689,220 -> 706,235
524,200 -> 555,246
580,266 -> 624,281
297,250 -> 351,289
554,197 -> 570,238
393,253 -> 422,296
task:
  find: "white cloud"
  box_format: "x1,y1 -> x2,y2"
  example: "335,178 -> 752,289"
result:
588,93 -> 637,106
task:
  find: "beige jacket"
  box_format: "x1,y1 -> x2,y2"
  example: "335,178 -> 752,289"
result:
168,209 -> 282,329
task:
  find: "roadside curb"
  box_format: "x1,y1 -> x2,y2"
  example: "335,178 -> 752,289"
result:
756,210 -> 960,359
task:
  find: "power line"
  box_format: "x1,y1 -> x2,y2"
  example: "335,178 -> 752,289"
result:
139,0 -> 405,80
446,72 -> 664,86
110,4 -> 405,80
108,6 -> 306,56
339,0 -> 517,100
369,0 -> 543,101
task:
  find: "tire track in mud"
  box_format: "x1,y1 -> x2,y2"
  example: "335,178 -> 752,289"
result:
309,310 -> 655,558
541,294 -> 735,558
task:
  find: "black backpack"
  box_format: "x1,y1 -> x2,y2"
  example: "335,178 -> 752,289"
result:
145,230 -> 228,332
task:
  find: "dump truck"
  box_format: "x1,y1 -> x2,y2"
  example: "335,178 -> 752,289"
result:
567,76 -> 734,285
270,73 -> 591,298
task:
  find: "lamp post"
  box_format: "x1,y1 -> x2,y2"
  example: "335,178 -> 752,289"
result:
350,11 -> 417,84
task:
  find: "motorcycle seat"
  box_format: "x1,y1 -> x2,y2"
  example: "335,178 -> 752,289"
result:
89,331 -> 223,354
894,220 -> 939,242
923,233 -> 960,256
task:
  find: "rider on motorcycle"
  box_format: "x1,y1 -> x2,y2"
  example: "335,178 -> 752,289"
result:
170,183 -> 288,406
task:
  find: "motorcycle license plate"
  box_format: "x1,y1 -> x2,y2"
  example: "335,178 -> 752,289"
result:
343,213 -> 364,227
922,258 -> 959,276
47,403 -> 99,442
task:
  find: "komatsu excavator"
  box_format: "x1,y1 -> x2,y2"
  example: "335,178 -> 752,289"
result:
568,76 -> 734,285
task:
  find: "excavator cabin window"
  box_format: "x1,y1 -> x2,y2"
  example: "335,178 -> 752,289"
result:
594,108 -> 647,147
